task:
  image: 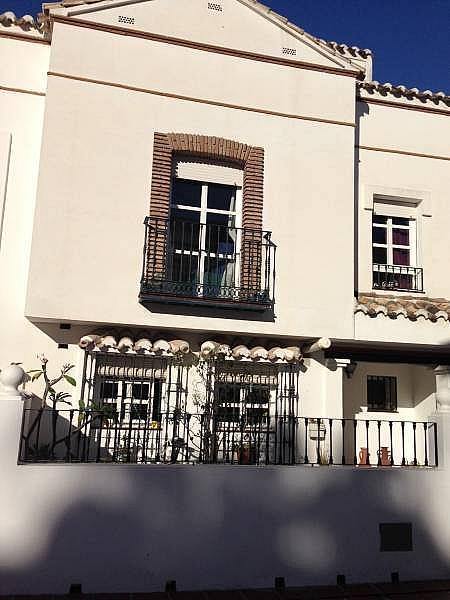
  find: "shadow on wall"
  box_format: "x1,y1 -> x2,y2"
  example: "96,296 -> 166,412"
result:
1,460 -> 450,595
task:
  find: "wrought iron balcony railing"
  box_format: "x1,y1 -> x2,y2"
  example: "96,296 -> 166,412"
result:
20,408 -> 438,468
140,217 -> 276,309
373,264 -> 423,293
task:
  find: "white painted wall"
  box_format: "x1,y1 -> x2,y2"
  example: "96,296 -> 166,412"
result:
0,35 -> 80,389
58,0 -> 358,72
356,101 -> 450,338
26,20 -> 357,341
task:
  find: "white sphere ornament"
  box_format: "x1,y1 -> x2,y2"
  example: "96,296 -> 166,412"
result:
0,365 -> 25,396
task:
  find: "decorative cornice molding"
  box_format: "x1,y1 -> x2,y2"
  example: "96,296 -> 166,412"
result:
357,145 -> 450,162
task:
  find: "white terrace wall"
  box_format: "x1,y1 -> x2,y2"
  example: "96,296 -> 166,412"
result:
1,367 -> 450,595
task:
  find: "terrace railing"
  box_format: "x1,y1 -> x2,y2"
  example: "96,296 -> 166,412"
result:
140,217 -> 276,309
20,409 -> 438,468
373,264 -> 423,293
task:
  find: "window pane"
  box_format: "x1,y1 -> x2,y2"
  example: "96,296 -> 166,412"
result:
132,383 -> 150,401
171,179 -> 202,207
392,217 -> 409,226
100,381 -> 118,399
246,387 -> 270,404
373,247 -> 387,264
205,213 -> 237,254
204,258 -> 236,294
246,407 -> 268,424
393,228 -> 409,246
373,215 -> 388,224
217,406 -> 240,423
367,376 -> 397,412
169,209 -> 200,251
207,183 -> 237,211
152,380 -> 163,421
372,227 -> 387,244
168,253 -> 200,285
393,248 -> 410,266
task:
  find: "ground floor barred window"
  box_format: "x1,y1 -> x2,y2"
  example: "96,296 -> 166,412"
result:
79,352 -> 300,464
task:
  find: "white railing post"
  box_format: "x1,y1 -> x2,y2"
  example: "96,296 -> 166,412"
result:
431,366 -> 450,469
0,365 -> 26,466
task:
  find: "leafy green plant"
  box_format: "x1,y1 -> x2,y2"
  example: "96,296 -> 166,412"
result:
27,354 -> 76,409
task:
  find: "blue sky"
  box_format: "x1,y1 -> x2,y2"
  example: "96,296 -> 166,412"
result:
2,0 -> 449,92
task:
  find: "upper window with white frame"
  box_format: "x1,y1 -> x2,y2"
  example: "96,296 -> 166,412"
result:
372,199 -> 423,292
168,158 -> 243,299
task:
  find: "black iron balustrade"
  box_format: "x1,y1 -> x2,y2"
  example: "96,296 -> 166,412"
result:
140,216 -> 276,309
373,264 -> 423,292
20,409 -> 438,468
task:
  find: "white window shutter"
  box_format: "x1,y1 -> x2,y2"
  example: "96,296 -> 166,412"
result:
373,199 -> 417,219
174,157 -> 243,187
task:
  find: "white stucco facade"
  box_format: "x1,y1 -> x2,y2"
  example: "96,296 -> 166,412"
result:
0,1 -> 449,593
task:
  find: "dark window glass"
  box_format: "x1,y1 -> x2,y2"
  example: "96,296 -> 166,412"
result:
367,376 -> 397,412
393,248 -> 410,266
246,387 -> 270,404
207,183 -> 237,211
373,215 -> 388,224
169,209 -> 200,251
100,381 -> 118,399
246,407 -> 268,424
205,213 -> 236,254
203,258 -> 235,293
373,247 -> 387,264
392,217 -> 409,226
393,228 -> 409,246
121,402 -> 148,421
171,179 -> 202,207
372,227 -> 387,244
132,384 -> 150,401
169,253 -> 200,287
217,405 -> 240,423
152,380 -> 163,421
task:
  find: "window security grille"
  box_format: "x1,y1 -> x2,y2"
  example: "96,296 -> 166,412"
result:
118,15 -> 135,25
282,47 -> 297,56
206,361 -> 300,464
367,375 -> 397,412
78,354 -> 300,464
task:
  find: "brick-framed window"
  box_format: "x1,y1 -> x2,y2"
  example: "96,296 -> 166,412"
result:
146,133 -> 265,301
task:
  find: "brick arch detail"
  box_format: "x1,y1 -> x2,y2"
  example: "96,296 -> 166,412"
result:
149,132 -> 264,229
146,132 -> 265,295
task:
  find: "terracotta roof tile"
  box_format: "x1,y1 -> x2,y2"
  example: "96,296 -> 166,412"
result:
0,11 -> 43,32
358,80 -> 450,106
356,293 -> 450,323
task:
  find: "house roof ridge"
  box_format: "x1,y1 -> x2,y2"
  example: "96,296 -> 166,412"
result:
37,0 -> 369,70
240,0 -> 369,67
358,80 -> 450,106
320,38 -> 373,59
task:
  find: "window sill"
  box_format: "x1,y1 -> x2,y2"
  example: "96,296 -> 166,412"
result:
371,287 -> 426,297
